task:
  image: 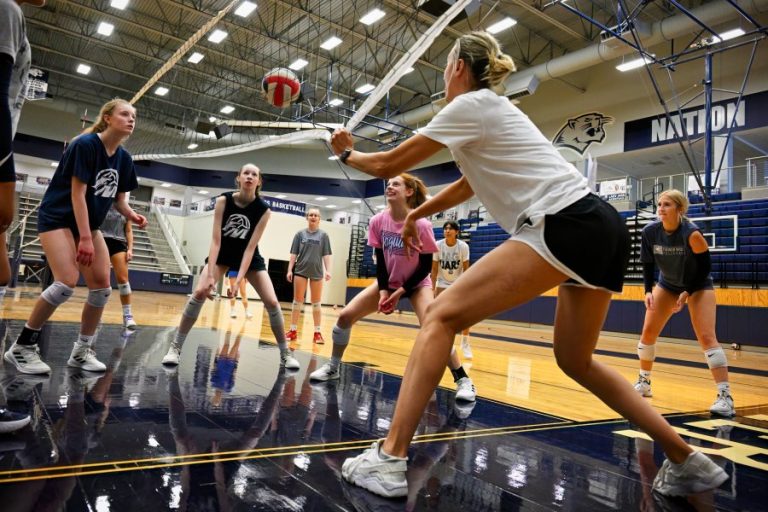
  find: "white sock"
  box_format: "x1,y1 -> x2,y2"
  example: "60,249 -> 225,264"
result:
717,382 -> 731,394
315,326 -> 321,333
290,324 -> 297,331
640,370 -> 651,379
0,285 -> 7,297
330,356 -> 341,368
123,304 -> 132,316
77,333 -> 96,346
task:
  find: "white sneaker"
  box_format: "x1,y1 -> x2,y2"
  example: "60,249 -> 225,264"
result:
634,375 -> 652,397
309,362 -> 340,382
652,451 -> 728,496
67,342 -> 107,372
4,343 -> 51,375
245,310 -> 253,319
123,314 -> 137,330
710,390 -> 735,417
342,440 -> 408,498
461,338 -> 473,359
280,351 -> 300,370
455,377 -> 476,402
0,409 -> 31,434
162,342 -> 182,366
230,311 -> 237,319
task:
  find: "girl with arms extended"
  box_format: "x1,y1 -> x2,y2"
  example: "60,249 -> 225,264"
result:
309,174 -> 476,404
162,164 -> 299,370
331,32 -> 726,499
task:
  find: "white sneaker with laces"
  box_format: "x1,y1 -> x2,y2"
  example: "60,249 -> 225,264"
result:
342,440 -> 408,498
309,362 -> 340,381
162,342 -> 182,366
4,343 -> 52,374
634,375 -> 652,397
67,342 -> 107,372
230,311 -> 237,319
652,451 -> 728,496
280,351 -> 300,370
123,314 -> 137,330
455,377 -> 476,402
461,338 -> 473,359
245,310 -> 253,319
709,390 -> 735,417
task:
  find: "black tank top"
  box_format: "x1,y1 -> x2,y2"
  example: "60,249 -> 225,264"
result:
218,192 -> 269,261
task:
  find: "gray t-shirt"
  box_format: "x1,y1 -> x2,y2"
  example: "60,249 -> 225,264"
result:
0,0 -> 31,136
641,219 -> 712,290
290,228 -> 331,280
100,203 -> 127,241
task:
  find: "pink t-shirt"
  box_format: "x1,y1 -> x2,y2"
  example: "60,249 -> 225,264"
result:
367,210 -> 439,290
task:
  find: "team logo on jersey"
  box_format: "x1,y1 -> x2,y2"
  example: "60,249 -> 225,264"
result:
93,168 -> 119,198
223,214 -> 251,239
553,112 -> 613,155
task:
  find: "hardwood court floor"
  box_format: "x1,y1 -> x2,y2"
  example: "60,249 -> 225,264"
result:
0,285 -> 766,510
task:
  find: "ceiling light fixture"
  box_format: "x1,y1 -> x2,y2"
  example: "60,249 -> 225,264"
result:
487,17 -> 516,34
360,8 -> 385,25
320,36 -> 342,50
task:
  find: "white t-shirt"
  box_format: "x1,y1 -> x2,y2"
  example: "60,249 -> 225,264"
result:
433,238 -> 469,288
420,89 -> 590,236
0,0 -> 31,136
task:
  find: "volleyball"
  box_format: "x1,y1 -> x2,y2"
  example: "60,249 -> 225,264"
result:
261,68 -> 301,108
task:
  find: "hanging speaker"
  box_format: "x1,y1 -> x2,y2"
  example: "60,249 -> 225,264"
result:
195,121 -> 214,134
214,123 -> 232,139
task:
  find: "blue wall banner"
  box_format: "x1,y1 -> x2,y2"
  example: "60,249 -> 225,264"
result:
261,195 -> 307,217
624,90 -> 768,152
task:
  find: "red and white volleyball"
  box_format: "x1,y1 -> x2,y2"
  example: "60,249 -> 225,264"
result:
261,68 -> 301,108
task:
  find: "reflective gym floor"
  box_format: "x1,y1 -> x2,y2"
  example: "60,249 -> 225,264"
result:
0,287 -> 767,511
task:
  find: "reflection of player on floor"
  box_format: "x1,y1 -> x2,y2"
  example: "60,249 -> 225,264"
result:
5,99 -> 147,376
331,31 -> 727,500
309,174 -> 476,403
210,323 -> 243,407
162,164 -> 299,370
286,207 -> 333,344
226,269 -> 252,319
432,221 -> 473,359
633,189 -> 735,417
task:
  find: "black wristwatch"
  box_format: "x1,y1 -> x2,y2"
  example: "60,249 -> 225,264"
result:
339,148 -> 353,164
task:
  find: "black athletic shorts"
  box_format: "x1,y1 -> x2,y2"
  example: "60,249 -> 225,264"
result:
104,237 -> 128,257
543,193 -> 631,293
206,254 -> 267,273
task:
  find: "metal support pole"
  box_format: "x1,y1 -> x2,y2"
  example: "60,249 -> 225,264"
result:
704,53 -> 713,212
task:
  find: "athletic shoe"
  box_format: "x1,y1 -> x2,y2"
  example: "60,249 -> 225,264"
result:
461,338 -> 473,359
0,409 -> 31,434
162,342 -> 182,366
4,343 -> 51,375
455,377 -> 477,402
229,311 -> 237,319
123,314 -> 137,330
245,310 -> 253,319
652,451 -> 728,496
310,362 -> 340,381
313,332 -> 325,344
67,342 -> 107,372
280,351 -> 300,370
342,440 -> 408,498
285,329 -> 298,341
710,390 -> 735,417
634,375 -> 653,397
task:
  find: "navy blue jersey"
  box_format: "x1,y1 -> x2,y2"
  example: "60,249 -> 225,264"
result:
37,133 -> 138,234
217,192 -> 269,266
641,219 -> 713,290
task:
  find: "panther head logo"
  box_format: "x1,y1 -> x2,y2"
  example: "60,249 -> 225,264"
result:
93,168 -> 119,198
222,214 -> 251,239
552,112 -> 614,155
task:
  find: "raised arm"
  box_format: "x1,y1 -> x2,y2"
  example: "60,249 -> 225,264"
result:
330,129 -> 445,179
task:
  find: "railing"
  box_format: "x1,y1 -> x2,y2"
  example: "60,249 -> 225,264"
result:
150,202 -> 191,275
